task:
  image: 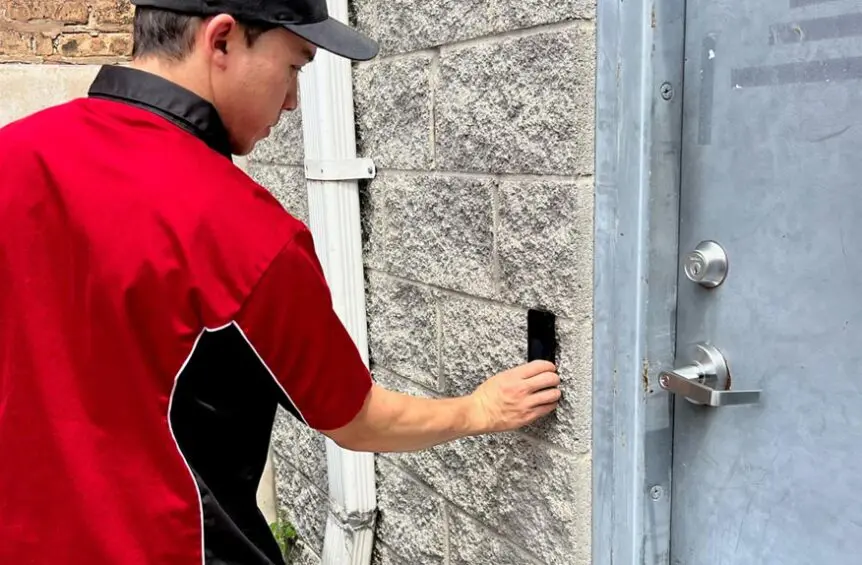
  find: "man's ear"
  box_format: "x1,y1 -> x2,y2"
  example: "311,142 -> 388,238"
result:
201,14 -> 239,63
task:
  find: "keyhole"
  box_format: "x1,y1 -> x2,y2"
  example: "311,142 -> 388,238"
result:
691,261 -> 702,276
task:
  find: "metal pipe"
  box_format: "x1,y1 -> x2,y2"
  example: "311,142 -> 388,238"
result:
298,1 -> 377,563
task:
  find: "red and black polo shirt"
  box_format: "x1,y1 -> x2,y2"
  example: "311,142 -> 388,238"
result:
0,64 -> 372,564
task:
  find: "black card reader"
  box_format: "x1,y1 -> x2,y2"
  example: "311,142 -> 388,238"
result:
527,308 -> 557,364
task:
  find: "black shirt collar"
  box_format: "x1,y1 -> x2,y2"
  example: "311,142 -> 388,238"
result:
88,65 -> 233,160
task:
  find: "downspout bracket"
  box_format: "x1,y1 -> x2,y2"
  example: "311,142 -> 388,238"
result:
304,158 -> 377,181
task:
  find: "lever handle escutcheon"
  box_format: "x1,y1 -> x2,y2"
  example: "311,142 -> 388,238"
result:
659,343 -> 760,406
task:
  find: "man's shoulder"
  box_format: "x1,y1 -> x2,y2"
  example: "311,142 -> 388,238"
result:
180,151 -> 305,228
0,99 -> 84,138
0,101 -> 87,172
215,164 -> 309,251
163,153 -> 310,267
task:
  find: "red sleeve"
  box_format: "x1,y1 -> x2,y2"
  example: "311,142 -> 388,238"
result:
235,228 -> 372,431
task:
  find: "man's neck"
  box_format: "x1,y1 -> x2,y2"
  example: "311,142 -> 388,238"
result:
130,56 -> 214,105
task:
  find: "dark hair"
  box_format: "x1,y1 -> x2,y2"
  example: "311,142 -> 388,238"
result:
132,7 -> 276,60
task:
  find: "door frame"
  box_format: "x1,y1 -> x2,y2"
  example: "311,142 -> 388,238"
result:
593,0 -> 687,563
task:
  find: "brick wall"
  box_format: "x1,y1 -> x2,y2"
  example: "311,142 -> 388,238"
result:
0,1 -> 133,63
247,1 -> 597,564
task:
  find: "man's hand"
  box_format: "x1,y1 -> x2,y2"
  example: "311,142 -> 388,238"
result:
468,361 -> 561,434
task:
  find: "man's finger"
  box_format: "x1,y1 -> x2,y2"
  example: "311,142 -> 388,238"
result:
525,371 -> 561,392
516,360 -> 556,378
529,387 -> 562,407
531,402 -> 559,420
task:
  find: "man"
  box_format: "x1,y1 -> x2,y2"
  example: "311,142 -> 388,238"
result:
0,0 -> 562,563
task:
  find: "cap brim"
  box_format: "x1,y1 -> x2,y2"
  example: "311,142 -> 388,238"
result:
284,18 -> 379,62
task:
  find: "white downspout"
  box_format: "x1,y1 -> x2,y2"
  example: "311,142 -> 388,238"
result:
297,1 -> 377,564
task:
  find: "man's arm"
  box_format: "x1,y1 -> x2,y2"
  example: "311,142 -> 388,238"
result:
234,228 -> 562,446
321,360 -> 561,453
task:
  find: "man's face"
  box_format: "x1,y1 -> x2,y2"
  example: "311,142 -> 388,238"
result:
205,19 -> 316,155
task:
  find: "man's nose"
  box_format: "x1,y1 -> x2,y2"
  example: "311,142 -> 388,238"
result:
283,91 -> 298,112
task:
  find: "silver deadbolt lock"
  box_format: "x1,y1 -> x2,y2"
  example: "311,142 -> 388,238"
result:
684,241 -> 728,288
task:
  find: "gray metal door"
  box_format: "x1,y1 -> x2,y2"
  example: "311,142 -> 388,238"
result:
667,1 -> 862,563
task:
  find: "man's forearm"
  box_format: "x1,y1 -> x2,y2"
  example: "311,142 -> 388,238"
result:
322,361 -> 561,453
327,384 -> 488,453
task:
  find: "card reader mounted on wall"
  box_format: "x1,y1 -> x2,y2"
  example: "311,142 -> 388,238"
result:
527,308 -> 557,364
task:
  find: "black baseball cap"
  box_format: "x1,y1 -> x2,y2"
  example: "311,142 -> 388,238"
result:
130,0 -> 379,61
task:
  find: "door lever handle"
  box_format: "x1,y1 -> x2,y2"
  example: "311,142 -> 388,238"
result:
659,343 -> 761,406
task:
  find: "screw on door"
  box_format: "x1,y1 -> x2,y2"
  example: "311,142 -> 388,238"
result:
660,82 -> 674,100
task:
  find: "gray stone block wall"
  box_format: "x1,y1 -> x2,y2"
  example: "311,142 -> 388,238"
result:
248,1 -> 595,564
271,409 -> 327,564
434,28 -> 595,176
373,369 -> 590,565
352,0 -> 595,57
361,173 -> 496,298
246,104 -> 309,224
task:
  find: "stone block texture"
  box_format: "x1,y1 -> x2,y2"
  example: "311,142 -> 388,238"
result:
365,272 -> 440,391
288,542 -> 322,565
449,509 -> 542,565
249,107 -> 306,166
390,432 -> 591,564
354,55 -> 433,169
246,162 -> 309,224
1,1 -> 134,62
374,458 -> 446,564
371,542 -> 407,565
435,26 -> 596,175
353,0 -> 594,57
256,1 -> 596,564
273,454 -> 328,557
271,408 -> 327,493
361,173 -> 496,298
497,178 -> 593,318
